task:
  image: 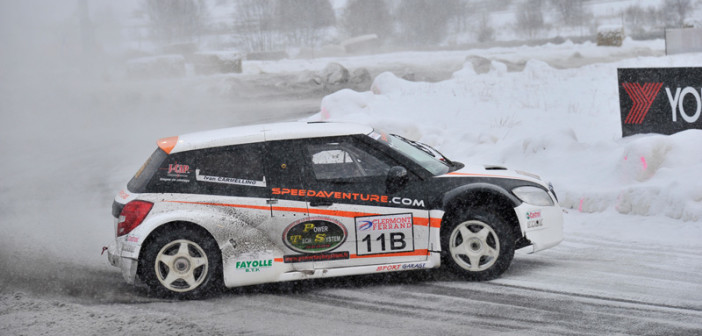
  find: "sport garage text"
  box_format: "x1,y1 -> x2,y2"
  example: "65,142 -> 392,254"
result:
271,188 -> 425,207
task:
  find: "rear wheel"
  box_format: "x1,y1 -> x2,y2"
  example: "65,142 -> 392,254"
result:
441,207 -> 515,281
140,227 -> 222,298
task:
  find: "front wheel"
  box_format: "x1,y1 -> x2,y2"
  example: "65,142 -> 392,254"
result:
441,208 -> 515,281
140,227 -> 222,298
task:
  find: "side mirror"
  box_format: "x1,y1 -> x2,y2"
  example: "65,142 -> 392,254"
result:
386,166 -> 408,194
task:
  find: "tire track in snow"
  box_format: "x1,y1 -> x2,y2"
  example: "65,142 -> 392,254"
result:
264,271 -> 702,336
562,236 -> 702,258
418,281 -> 702,335
296,286 -> 542,335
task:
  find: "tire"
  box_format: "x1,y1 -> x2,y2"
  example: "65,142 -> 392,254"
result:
140,227 -> 222,299
441,207 -> 515,281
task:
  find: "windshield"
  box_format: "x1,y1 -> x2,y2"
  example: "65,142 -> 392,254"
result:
368,130 -> 450,176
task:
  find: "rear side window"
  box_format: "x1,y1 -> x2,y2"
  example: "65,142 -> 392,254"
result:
127,148 -> 168,193
195,144 -> 267,189
129,144 -> 267,196
143,150 -> 197,193
196,145 -> 265,186
155,143 -> 267,196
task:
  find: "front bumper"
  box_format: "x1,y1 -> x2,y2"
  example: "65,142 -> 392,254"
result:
513,203 -> 564,253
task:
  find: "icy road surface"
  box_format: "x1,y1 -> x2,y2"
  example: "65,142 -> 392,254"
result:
2,212 -> 701,335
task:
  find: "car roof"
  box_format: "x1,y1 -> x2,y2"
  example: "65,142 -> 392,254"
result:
158,122 -> 374,154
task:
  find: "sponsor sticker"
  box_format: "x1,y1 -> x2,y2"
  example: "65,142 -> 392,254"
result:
195,169 -> 267,187
355,213 -> 415,256
235,259 -> 273,273
282,217 -> 347,254
159,177 -> 190,183
118,190 -> 130,200
526,210 -> 543,228
271,188 -> 425,208
526,211 -> 542,220
160,162 -> 191,177
168,163 -> 190,175
158,162 -> 192,183
376,264 -> 401,272
402,263 -> 426,270
527,219 -> 543,228
283,251 -> 350,263
376,263 -> 427,272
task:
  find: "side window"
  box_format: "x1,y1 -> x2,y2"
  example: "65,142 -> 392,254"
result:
306,141 -> 389,181
265,140 -> 306,188
146,151 -> 197,193
194,144 -> 267,192
144,144 -> 267,196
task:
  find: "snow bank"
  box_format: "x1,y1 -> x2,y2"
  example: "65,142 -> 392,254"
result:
316,50 -> 702,221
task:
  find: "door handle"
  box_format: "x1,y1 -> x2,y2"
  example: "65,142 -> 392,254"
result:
310,199 -> 333,207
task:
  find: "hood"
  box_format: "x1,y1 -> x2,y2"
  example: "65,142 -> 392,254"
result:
438,163 -> 547,187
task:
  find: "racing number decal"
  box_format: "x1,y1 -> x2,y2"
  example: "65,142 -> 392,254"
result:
361,233 -> 406,252
355,213 -> 414,256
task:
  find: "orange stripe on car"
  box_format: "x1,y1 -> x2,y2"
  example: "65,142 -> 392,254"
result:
164,200 -> 437,226
306,207 -> 378,219
350,249 -> 429,259
414,217 -> 428,225
429,217 -> 442,228
165,200 -> 270,212
157,136 -> 179,154
270,206 -> 377,219
413,217 -> 441,228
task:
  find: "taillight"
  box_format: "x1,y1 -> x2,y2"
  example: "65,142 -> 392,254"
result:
117,200 -> 153,237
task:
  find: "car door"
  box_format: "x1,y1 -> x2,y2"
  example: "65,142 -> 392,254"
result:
262,139 -> 314,270
299,136 -> 431,269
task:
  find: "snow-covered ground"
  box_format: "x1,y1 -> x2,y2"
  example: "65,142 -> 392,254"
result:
315,38 -> 702,222
1,37 -> 701,334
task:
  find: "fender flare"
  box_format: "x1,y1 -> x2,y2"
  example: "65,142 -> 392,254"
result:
127,205 -> 270,261
441,183 -> 521,223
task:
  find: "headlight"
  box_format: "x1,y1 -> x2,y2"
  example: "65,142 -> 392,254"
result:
512,186 -> 554,206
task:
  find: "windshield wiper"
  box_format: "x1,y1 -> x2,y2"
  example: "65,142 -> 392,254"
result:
391,134 -> 457,167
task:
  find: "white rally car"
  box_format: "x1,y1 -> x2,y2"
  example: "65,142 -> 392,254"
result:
107,122 -> 563,298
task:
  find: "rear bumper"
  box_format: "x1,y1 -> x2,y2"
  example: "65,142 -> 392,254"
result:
514,203 -> 564,253
106,241 -> 139,284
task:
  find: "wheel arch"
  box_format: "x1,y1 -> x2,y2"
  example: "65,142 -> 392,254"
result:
129,203 -> 259,260
136,220 -> 222,282
441,183 -> 522,240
